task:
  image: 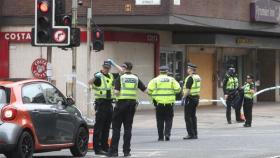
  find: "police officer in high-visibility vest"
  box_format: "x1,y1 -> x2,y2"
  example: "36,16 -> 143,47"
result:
242,74 -> 256,127
223,67 -> 244,124
88,60 -> 122,155
107,62 -> 147,157
148,66 -> 181,141
182,63 -> 201,140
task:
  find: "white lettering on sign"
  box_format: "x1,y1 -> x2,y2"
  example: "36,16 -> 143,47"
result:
135,0 -> 160,5
256,6 -> 275,17
4,32 -> 32,41
147,34 -> 159,42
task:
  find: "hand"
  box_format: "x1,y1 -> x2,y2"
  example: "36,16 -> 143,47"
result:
224,95 -> 228,100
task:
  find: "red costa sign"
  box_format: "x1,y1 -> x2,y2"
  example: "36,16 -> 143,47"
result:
31,58 -> 47,79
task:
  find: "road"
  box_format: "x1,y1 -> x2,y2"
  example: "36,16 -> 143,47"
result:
1,103 -> 280,158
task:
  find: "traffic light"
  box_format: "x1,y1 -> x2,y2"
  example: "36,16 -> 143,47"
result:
93,28 -> 104,51
33,0 -> 70,46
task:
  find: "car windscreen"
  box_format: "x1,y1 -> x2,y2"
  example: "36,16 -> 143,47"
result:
0,88 -> 9,109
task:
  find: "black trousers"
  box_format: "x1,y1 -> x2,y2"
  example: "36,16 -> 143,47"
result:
93,99 -> 113,152
243,98 -> 253,125
109,100 -> 137,154
226,99 -> 242,122
155,104 -> 174,139
184,97 -> 199,137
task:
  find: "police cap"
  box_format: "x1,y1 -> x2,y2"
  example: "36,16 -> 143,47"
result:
159,66 -> 169,72
102,61 -> 111,69
187,63 -> 197,69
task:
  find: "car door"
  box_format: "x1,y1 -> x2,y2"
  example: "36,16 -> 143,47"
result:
40,83 -> 77,144
22,83 -> 57,144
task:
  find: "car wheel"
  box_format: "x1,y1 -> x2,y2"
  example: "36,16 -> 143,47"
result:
6,131 -> 34,158
70,127 -> 89,157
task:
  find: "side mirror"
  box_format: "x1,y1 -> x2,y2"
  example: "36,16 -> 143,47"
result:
66,97 -> 75,106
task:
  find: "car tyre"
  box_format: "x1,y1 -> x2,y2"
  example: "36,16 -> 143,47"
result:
6,131 -> 34,158
70,127 -> 89,157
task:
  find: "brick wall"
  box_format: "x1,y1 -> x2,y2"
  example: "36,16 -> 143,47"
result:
0,0 -> 251,22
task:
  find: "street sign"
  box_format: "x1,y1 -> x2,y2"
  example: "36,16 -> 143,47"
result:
53,30 -> 67,42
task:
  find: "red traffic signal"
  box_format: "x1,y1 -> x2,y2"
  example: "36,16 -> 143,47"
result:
38,1 -> 49,13
93,28 -> 104,51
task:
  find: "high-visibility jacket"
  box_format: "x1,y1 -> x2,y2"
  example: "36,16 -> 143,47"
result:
226,76 -> 239,90
92,72 -> 114,99
183,74 -> 201,96
244,82 -> 255,99
148,74 -> 181,104
117,74 -> 139,100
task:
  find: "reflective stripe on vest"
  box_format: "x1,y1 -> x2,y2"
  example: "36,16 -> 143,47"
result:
92,73 -> 114,99
226,77 -> 239,90
118,74 -> 139,100
183,74 -> 201,96
244,83 -> 254,99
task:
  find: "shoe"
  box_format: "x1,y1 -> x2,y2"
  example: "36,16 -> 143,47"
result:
158,137 -> 164,141
243,124 -> 251,127
193,135 -> 198,139
106,152 -> 118,157
236,119 -> 245,123
124,153 -> 131,157
183,135 -> 196,140
165,136 -> 170,141
95,150 -> 107,155
227,121 -> 232,124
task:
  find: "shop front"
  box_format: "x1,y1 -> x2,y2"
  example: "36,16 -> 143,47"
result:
173,33 -> 280,103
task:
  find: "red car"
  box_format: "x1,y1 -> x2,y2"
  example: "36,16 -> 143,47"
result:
0,79 -> 89,158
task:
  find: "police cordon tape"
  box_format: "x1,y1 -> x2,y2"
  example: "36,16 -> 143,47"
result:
85,86 -> 280,107
138,85 -> 280,108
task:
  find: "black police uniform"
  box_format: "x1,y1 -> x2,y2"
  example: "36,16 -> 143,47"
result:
108,72 -> 146,156
184,76 -> 199,139
243,82 -> 255,127
223,74 -> 243,123
92,71 -> 119,154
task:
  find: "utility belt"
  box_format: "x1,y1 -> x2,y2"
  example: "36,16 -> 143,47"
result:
157,103 -> 174,107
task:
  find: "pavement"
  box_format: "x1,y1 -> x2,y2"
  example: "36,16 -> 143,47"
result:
1,103 -> 280,158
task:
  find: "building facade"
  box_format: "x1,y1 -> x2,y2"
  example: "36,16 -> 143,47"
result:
1,0 -> 280,115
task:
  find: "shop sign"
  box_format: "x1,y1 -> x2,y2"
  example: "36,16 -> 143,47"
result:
31,58 -> 47,79
135,0 -> 160,5
1,32 -> 32,42
236,37 -> 254,45
250,0 -> 280,24
147,33 -> 159,42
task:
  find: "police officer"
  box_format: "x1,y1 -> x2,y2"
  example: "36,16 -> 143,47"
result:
182,63 -> 201,140
223,67 -> 244,124
148,66 -> 181,141
242,74 -> 256,127
88,60 -> 121,155
107,62 -> 147,157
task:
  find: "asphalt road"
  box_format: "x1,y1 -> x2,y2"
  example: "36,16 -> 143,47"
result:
1,103 -> 280,158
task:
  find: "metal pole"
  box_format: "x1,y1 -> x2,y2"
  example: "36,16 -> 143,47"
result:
47,46 -> 52,82
86,0 -> 92,117
72,0 -> 78,100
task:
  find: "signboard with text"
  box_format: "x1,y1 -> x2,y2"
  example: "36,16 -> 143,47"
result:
135,0 -> 160,5
250,0 -> 280,24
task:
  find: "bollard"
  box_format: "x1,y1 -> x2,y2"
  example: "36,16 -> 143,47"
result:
88,128 -> 94,150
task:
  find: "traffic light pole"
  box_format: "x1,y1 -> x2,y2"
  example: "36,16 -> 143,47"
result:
72,0 -> 78,101
86,0 -> 92,117
47,46 -> 52,82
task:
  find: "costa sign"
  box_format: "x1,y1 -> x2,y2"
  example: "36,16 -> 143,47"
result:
0,32 -> 32,42
31,58 -> 47,79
